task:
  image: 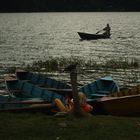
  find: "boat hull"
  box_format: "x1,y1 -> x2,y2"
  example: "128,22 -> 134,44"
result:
0,94 -> 53,112
92,85 -> 140,116
93,95 -> 140,116
77,32 -> 110,40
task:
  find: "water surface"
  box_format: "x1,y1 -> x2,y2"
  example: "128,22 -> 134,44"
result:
0,12 -> 140,86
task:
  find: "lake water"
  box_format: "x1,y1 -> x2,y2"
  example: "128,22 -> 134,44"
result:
0,12 -> 140,87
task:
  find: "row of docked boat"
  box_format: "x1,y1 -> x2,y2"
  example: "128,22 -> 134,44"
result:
2,70 -> 72,113
1,70 -> 140,116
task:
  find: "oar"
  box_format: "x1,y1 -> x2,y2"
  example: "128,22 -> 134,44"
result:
96,29 -> 103,34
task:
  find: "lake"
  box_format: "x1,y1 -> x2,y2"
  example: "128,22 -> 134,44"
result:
0,12 -> 140,87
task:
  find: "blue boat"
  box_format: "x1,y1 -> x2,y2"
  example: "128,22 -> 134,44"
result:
5,77 -> 66,104
16,70 -> 72,95
0,94 -> 54,112
79,76 -> 120,101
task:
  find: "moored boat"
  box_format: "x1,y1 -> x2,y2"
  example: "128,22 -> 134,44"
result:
4,76 -> 93,113
92,84 -> 140,116
79,76 -> 120,100
16,70 -> 72,96
77,32 -> 110,40
5,76 -> 65,104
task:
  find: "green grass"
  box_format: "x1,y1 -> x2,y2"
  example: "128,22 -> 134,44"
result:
7,56 -> 139,73
0,113 -> 140,140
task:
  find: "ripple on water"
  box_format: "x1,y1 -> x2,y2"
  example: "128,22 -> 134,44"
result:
0,12 -> 140,86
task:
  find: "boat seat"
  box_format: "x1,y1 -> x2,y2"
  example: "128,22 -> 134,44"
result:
97,90 -> 111,94
90,93 -> 107,98
86,98 -> 98,102
46,88 -> 72,95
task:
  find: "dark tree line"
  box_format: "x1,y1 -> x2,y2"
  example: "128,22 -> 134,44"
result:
0,0 -> 140,12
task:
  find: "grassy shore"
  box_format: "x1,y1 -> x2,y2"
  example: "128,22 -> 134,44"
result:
0,112 -> 140,140
25,57 -> 139,72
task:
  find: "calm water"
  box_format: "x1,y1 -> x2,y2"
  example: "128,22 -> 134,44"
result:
0,12 -> 140,86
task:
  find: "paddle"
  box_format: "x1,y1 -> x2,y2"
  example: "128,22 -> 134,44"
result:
96,29 -> 103,34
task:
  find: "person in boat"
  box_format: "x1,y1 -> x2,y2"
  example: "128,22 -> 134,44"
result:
102,24 -> 111,36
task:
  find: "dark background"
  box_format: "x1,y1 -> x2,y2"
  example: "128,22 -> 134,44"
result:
0,0 -> 140,12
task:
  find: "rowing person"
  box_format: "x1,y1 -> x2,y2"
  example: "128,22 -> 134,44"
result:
102,24 -> 111,36
96,23 -> 111,36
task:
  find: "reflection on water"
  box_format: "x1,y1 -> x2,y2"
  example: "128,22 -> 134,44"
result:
0,12 -> 140,87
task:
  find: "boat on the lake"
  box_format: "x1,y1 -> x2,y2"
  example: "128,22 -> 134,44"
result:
79,76 -> 120,100
77,32 -> 110,40
92,84 -> 140,116
16,70 -> 72,96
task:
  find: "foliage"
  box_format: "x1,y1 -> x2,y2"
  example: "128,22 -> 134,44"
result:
23,57 -> 139,72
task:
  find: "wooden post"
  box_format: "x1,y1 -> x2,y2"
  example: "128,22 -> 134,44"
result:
70,70 -> 85,117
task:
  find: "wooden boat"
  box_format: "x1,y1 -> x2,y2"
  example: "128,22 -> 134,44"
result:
16,70 -> 72,96
92,85 -> 140,116
77,32 -> 110,40
5,77 -> 65,104
0,94 -> 53,112
79,76 -> 120,100
93,95 -> 140,116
